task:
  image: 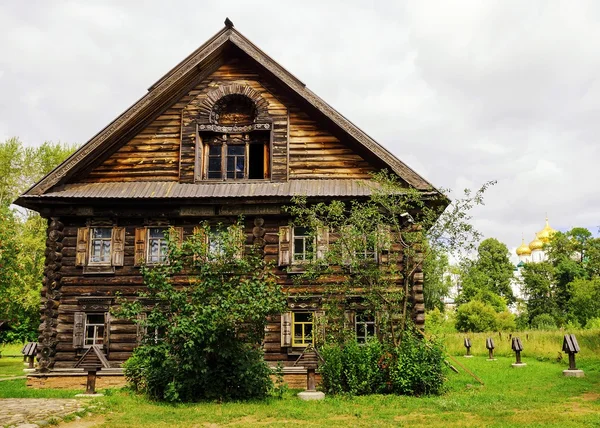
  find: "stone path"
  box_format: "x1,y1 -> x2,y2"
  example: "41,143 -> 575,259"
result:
0,398 -> 85,428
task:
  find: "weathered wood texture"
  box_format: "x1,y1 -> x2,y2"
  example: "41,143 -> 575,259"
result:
81,57 -> 375,183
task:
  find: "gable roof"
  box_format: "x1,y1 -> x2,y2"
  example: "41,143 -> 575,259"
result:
20,21 -> 436,200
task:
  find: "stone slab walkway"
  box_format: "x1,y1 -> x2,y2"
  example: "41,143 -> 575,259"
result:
0,398 -> 84,427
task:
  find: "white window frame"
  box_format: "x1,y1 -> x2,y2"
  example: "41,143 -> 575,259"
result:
292,227 -> 315,264
88,227 -> 113,266
355,312 -> 376,344
84,313 -> 105,347
147,227 -> 169,265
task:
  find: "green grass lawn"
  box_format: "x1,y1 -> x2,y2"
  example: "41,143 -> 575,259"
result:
0,343 -> 27,378
1,355 -> 598,427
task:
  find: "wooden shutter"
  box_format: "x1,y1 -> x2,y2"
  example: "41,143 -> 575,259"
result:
136,313 -> 147,345
192,226 -> 207,262
316,226 -> 329,260
314,310 -> 326,344
134,227 -> 147,266
111,227 -> 125,266
171,227 -> 184,248
103,312 -> 111,354
230,225 -> 245,260
75,227 -> 89,266
73,312 -> 85,349
344,310 -> 355,329
278,226 -> 291,266
195,128 -> 203,181
377,225 -> 391,263
280,312 -> 292,347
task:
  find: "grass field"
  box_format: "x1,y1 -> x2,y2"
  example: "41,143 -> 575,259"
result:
1,335 -> 599,427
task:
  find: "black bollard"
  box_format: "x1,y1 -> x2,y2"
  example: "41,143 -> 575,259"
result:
464,337 -> 472,358
486,337 -> 496,360
511,337 -> 526,367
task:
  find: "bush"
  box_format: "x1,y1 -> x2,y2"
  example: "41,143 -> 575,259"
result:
455,300 -> 498,332
585,317 -> 600,329
495,311 -> 516,332
425,308 -> 456,334
319,330 -> 446,396
531,314 -> 558,330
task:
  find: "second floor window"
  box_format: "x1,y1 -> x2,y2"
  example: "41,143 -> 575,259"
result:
147,228 -> 168,264
200,133 -> 269,181
89,228 -> 112,265
293,227 -> 314,262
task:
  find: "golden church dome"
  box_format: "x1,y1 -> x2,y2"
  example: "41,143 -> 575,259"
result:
536,217 -> 557,243
516,239 -> 532,256
529,235 -> 544,251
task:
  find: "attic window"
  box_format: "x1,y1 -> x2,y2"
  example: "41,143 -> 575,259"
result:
199,132 -> 269,181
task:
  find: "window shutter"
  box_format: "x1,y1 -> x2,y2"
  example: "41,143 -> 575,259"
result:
278,226 -> 291,267
103,312 -> 111,354
316,226 -> 329,260
111,227 -> 125,266
377,225 -> 392,264
340,225 -> 353,266
343,310 -> 355,330
173,227 -> 184,247
136,313 -> 147,345
192,226 -> 207,262
280,312 -> 292,347
314,310 -> 326,344
75,227 -> 89,266
73,312 -> 85,349
230,225 -> 245,260
134,227 -> 147,266
195,128 -> 204,181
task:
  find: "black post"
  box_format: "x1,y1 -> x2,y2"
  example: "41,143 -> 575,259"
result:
307,368 -> 316,391
488,348 -> 494,360
28,355 -> 34,369
568,352 -> 577,370
515,350 -> 521,365
86,370 -> 97,394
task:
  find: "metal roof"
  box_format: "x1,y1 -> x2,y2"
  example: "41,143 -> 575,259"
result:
23,179 -> 381,200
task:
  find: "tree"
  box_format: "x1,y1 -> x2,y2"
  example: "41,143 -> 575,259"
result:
0,138 -> 76,342
286,171 -> 494,346
423,246 -> 452,311
520,261 -> 558,323
458,238 -> 515,306
119,223 -> 286,402
569,277 -> 600,327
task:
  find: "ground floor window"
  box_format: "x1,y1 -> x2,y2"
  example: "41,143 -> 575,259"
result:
292,312 -> 313,346
84,313 -> 105,347
355,312 -> 376,344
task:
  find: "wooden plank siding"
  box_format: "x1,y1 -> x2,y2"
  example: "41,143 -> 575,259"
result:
81,57 -> 376,184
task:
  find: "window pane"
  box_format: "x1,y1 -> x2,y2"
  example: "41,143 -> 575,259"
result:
87,314 -> 104,324
228,145 -> 245,155
92,228 -> 111,239
209,145 -> 221,155
294,238 -> 305,259
295,313 -> 312,323
149,228 -> 165,239
304,324 -> 313,341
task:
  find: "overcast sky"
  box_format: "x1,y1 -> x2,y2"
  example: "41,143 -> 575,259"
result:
1,0 -> 599,261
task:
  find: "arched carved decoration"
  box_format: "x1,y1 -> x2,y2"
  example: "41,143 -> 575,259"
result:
196,84 -> 271,132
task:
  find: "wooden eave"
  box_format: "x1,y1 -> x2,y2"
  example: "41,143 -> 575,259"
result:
20,23 -> 438,201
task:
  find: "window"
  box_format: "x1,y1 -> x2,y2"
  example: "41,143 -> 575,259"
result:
147,228 -> 168,264
76,226 -> 124,269
84,313 -> 105,347
293,227 -> 314,263
292,312 -> 314,346
356,236 -> 378,262
355,312 -> 376,344
201,133 -> 269,181
208,227 -> 224,257
89,228 -> 112,265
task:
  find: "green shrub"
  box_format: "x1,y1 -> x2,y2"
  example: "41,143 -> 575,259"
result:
455,300 -> 498,332
495,311 -> 516,332
531,314 -> 558,330
389,331 -> 446,396
319,330 -> 446,396
584,317 -> 600,329
425,308 -> 456,334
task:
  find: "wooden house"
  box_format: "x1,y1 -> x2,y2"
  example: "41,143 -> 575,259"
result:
16,20 -> 441,388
